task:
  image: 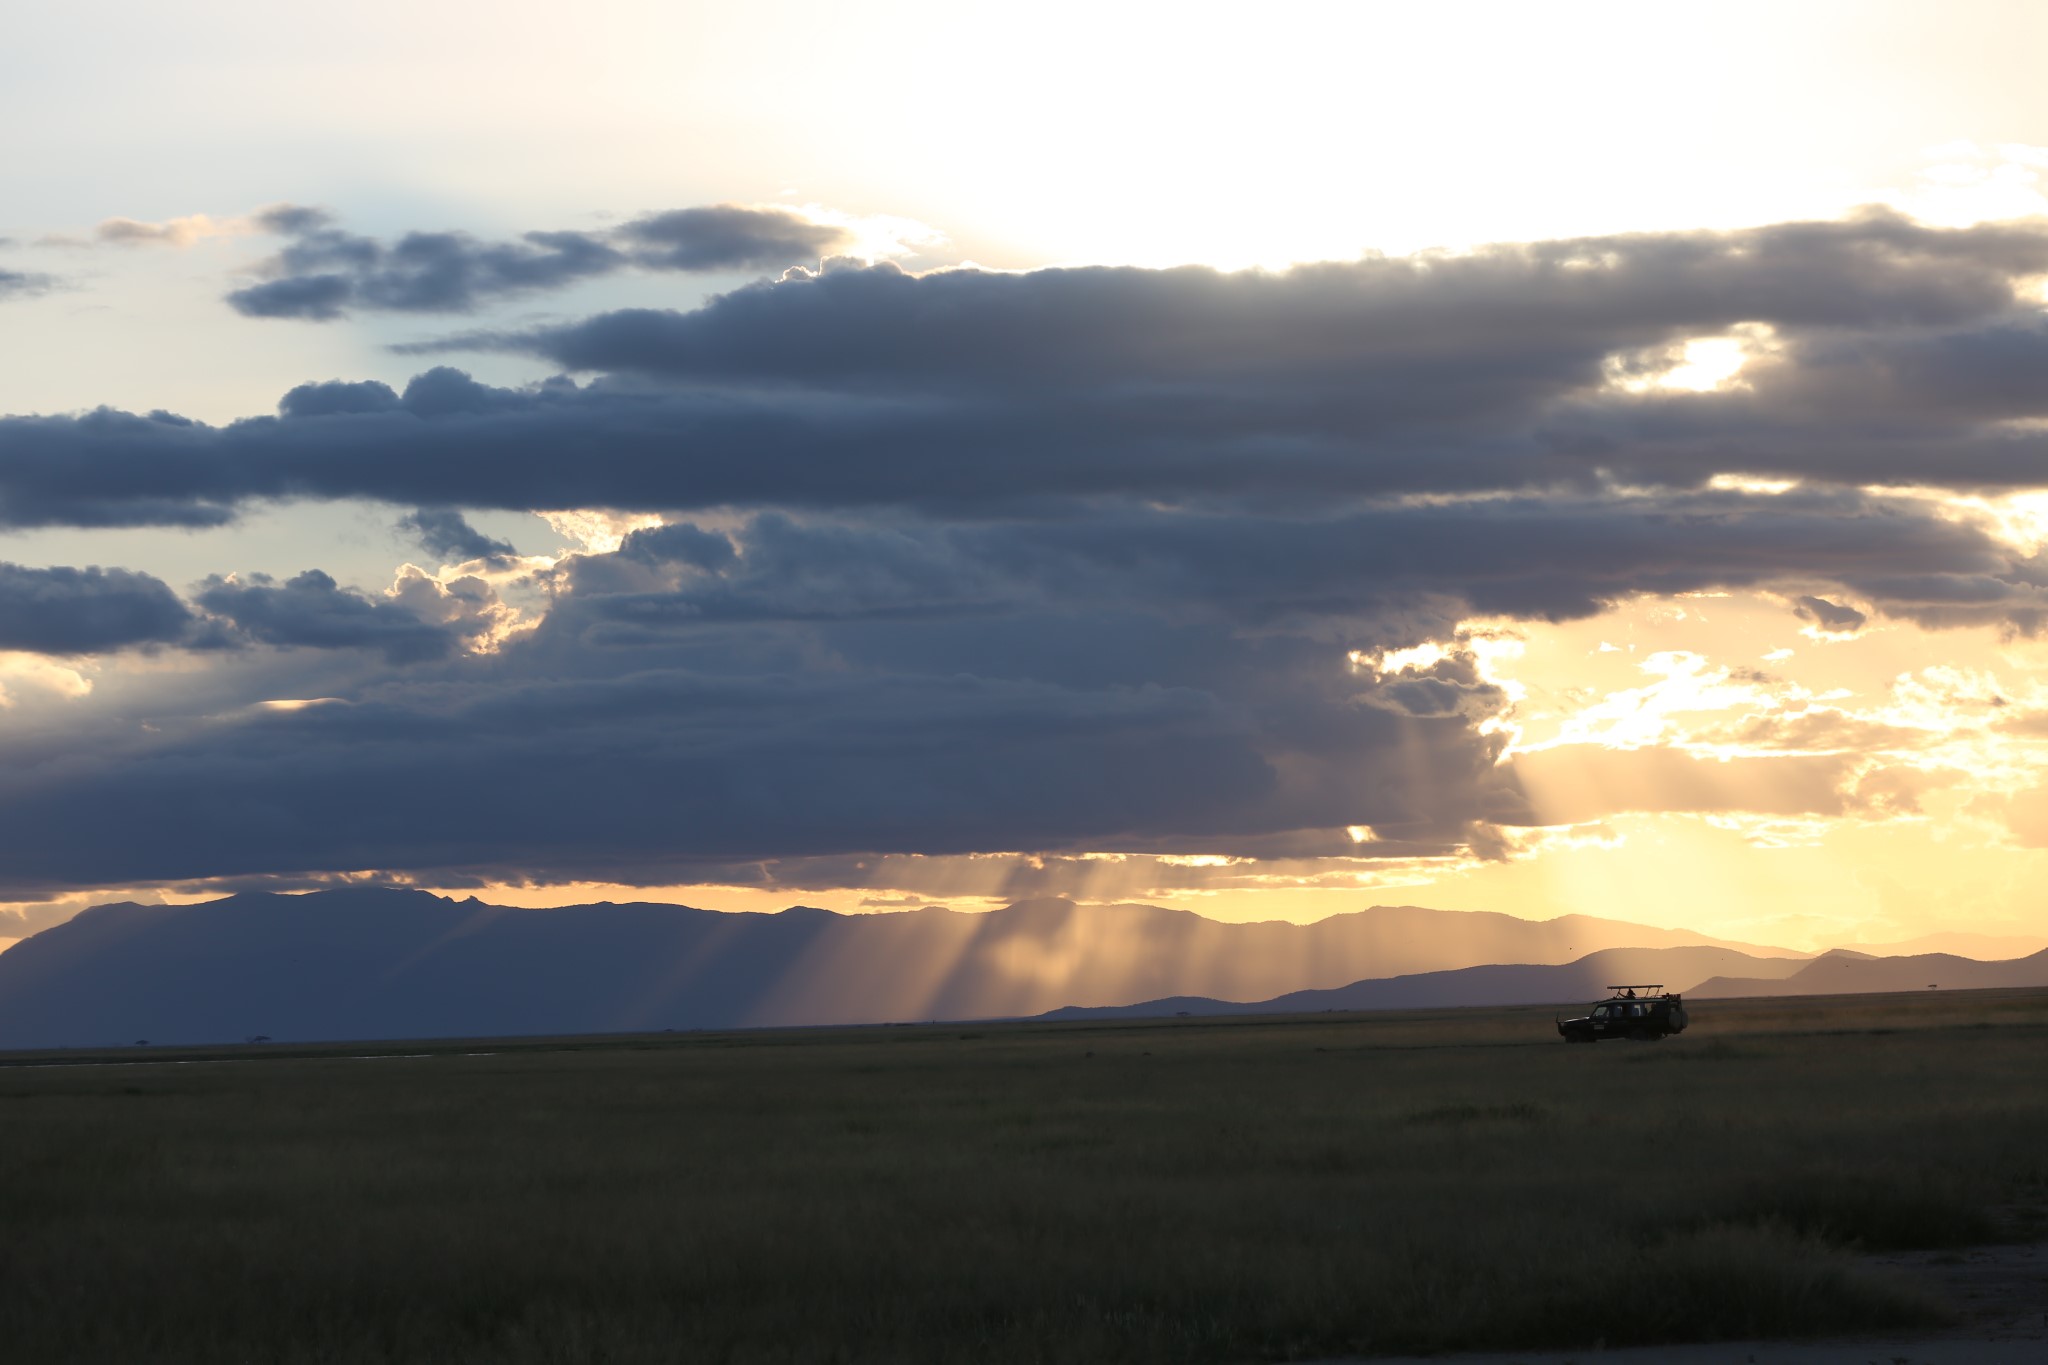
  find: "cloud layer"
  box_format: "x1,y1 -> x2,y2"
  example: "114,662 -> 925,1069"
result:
6,213 -> 2047,528
5,210 -> 2048,897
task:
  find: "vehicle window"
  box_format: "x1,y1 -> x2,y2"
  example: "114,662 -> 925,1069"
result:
1592,1005 -> 1609,1018
1629,1004 -> 1644,1017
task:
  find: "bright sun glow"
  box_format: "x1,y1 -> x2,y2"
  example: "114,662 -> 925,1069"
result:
1606,325 -> 1778,395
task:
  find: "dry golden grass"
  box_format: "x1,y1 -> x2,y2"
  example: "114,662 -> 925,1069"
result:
2,989 -> 2043,1363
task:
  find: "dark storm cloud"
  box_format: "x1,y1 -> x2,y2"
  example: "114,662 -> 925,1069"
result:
614,205 -> 848,271
617,521 -> 737,572
0,561 -> 191,654
0,487 -> 1990,892
0,642 -> 1517,895
6,357 -> 2047,533
397,507 -> 516,562
536,492 -> 2027,643
0,407 -> 248,528
8,212 -> 2048,535
1792,594 -> 1868,633
562,513 -> 1009,623
225,203 -> 851,319
1734,316 -> 2048,423
12,210 -> 2048,893
956,489 -> 2012,628
479,213 -> 2048,390
193,570 -> 461,663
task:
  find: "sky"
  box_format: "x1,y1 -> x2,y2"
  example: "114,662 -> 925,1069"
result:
6,0 -> 2048,953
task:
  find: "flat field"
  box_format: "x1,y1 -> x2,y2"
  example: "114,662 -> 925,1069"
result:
2,990 -> 2045,1364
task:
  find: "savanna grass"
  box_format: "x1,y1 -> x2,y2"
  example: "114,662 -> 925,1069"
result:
2,989 -> 2043,1363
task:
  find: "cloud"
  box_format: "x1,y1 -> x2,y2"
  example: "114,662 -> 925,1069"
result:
227,274 -> 356,321
0,268 -> 57,301
0,643 -> 1513,895
95,214 -> 244,248
614,205 -> 849,271
192,569 -> 466,664
1991,784 -> 2048,847
225,203 -> 853,319
228,226 -> 624,318
253,204 -> 334,235
0,561 -> 192,654
1699,707 -> 1926,755
0,497 -> 1972,897
473,214 -> 2048,393
532,492 -> 2016,643
277,377 -> 401,418
397,507 -> 516,562
1511,745 -> 1857,825
9,211 -> 2048,532
0,489 -> 1972,895
1792,594 -> 1867,633
617,521 -> 737,573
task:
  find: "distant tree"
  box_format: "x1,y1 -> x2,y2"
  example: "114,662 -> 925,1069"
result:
246,1034 -> 272,1044
133,1039 -> 148,1046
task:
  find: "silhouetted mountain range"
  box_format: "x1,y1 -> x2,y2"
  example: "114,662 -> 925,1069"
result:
1043,944 -> 2048,1021
1,889 -> 2039,1050
0,888 -> 1798,1049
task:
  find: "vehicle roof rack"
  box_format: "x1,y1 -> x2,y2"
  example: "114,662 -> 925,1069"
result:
1604,984 -> 1673,995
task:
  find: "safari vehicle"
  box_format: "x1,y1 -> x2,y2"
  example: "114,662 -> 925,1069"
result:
1557,985 -> 1688,1043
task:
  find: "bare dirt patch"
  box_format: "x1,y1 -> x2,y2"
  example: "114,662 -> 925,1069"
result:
1867,1235 -> 2048,1342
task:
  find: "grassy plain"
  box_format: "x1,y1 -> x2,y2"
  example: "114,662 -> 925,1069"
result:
2,990 -> 2045,1364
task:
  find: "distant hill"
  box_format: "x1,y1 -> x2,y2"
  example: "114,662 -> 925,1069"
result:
1834,931 -> 2048,961
1044,945 -> 2048,1022
1041,945 -> 1814,1020
0,889 -> 1801,1049
1693,947 -> 2048,998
